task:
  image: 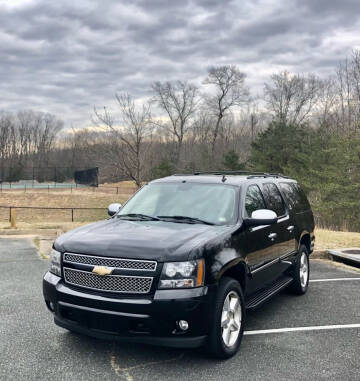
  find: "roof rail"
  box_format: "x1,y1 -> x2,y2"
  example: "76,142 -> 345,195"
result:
247,173 -> 289,179
193,171 -> 266,176
173,171 -> 288,179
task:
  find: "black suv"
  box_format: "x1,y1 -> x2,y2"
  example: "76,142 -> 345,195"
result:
43,172 -> 315,358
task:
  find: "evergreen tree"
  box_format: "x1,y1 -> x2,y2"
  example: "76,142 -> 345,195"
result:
223,150 -> 244,170
150,159 -> 174,179
249,122 -> 360,231
249,122 -> 312,182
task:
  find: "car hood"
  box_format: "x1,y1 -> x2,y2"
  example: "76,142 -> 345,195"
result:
54,218 -> 233,262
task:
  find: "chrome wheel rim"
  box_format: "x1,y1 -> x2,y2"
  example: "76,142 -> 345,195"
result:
300,252 -> 309,288
221,290 -> 242,347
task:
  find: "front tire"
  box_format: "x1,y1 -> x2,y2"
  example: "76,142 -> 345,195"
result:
207,277 -> 245,359
290,245 -> 310,295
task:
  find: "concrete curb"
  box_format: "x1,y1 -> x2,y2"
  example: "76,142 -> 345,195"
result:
0,229 -> 61,237
311,250 -> 330,259
328,248 -> 360,267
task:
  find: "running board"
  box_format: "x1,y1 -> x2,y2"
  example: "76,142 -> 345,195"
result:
245,276 -> 293,310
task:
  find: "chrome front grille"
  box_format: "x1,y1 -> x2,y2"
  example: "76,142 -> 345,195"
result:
62,252 -> 157,294
63,253 -> 157,271
64,268 -> 153,294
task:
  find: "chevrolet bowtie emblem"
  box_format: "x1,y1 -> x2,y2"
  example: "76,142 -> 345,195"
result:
92,266 -> 113,276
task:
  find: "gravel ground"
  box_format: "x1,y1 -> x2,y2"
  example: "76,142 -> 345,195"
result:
0,238 -> 359,381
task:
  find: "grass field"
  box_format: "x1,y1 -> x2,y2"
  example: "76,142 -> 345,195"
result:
0,187 -> 359,251
0,187 -> 134,226
0,189 -> 131,208
314,229 -> 360,250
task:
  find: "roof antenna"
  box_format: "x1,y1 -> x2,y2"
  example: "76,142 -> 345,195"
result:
222,175 -> 227,183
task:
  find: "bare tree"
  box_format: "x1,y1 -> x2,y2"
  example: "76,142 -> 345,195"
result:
94,93 -> 153,187
335,50 -> 360,133
0,112 -> 13,180
152,81 -> 198,166
203,65 -> 249,155
237,99 -> 268,142
34,112 -> 64,166
336,59 -> 353,132
191,111 -> 213,146
312,77 -> 340,131
350,50 -> 360,130
264,70 -> 320,125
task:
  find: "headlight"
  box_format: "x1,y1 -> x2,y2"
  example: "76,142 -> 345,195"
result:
159,259 -> 204,289
49,249 -> 61,277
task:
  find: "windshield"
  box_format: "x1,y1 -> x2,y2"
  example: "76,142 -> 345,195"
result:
118,182 -> 237,225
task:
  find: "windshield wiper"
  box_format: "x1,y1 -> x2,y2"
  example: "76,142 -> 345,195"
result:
117,213 -> 160,221
157,215 -> 215,225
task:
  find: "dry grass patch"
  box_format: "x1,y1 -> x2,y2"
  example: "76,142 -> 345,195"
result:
0,189 -> 134,224
100,180 -> 138,188
0,221 -> 85,231
315,228 -> 360,251
0,190 -> 132,208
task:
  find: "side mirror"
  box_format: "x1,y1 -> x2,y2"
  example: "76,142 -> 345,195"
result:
108,203 -> 122,217
244,209 -> 278,227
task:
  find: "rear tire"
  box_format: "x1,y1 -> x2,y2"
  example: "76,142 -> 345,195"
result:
207,277 -> 245,359
290,244 -> 310,295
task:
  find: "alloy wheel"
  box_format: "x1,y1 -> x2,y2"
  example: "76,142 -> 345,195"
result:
300,252 -> 309,288
221,290 -> 242,347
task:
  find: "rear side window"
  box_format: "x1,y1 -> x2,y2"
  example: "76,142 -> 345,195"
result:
279,182 -> 311,213
244,185 -> 266,217
262,183 -> 286,217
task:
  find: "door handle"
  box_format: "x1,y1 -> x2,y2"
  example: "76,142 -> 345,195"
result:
287,225 -> 294,233
268,233 -> 277,241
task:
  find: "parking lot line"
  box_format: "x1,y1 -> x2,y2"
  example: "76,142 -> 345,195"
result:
310,278 -> 360,282
244,323 -> 360,335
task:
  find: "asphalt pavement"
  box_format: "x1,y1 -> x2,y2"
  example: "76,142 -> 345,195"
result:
0,237 -> 359,381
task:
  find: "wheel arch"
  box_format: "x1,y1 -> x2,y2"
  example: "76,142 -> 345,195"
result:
299,231 -> 311,253
217,260 -> 248,292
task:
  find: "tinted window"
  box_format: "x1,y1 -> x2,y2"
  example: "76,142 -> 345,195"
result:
279,182 -> 311,212
278,183 -> 296,211
245,185 -> 266,217
262,183 -> 286,217
293,184 -> 311,211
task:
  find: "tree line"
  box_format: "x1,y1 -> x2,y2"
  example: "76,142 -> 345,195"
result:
0,110 -> 63,181
1,51 -> 359,231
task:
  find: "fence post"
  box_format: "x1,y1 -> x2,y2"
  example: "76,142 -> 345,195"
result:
116,187 -> 119,194
10,208 -> 16,229
71,208 -> 74,222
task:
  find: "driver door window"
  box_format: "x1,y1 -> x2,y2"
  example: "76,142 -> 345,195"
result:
245,184 -> 266,217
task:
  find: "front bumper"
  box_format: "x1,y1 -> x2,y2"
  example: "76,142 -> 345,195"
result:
43,272 -> 215,348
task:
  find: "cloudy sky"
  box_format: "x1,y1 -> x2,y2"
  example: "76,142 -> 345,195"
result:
1,0 -> 359,128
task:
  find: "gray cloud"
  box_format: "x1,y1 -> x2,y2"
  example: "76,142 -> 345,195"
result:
0,0 -> 359,127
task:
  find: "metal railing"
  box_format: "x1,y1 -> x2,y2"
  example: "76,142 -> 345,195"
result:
0,183 -> 137,194
0,205 -> 108,225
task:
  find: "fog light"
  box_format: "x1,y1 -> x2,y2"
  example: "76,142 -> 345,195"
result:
178,320 -> 189,331
46,301 -> 55,312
